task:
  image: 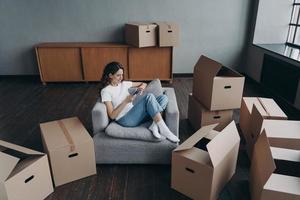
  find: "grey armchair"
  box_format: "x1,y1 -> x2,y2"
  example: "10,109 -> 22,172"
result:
91,87 -> 180,164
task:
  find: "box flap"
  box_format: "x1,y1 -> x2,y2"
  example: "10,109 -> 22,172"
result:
192,55 -> 223,108
206,121 -> 240,167
262,119 -> 300,140
215,66 -> 243,77
242,97 -> 261,112
40,117 -> 92,151
176,147 -> 211,165
205,130 -> 219,140
249,104 -> 266,141
249,98 -> 286,141
249,97 -> 287,144
257,98 -> 287,119
0,140 -> 43,156
264,173 -> 300,196
7,155 -> 45,180
250,130 -> 276,200
193,55 -> 223,80
270,147 -> 300,163
244,97 -> 287,119
174,124 -> 218,152
252,100 -> 269,118
0,152 -> 19,181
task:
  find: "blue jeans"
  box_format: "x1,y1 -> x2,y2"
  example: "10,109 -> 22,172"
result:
117,93 -> 168,127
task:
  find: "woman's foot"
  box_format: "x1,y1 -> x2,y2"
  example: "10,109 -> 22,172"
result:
157,120 -> 180,143
149,122 -> 162,139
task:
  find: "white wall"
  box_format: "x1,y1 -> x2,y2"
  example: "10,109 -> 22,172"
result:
0,0 -> 251,75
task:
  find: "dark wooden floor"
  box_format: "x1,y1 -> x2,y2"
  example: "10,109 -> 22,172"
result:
0,76 -> 299,200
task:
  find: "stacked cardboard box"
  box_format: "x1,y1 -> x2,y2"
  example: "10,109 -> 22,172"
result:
125,22 -> 179,47
250,131 -> 300,199
0,140 -> 53,200
188,55 -> 245,131
156,22 -> 179,47
239,98 -> 300,199
188,93 -> 233,131
40,117 -> 97,187
239,97 -> 288,157
171,121 -> 240,200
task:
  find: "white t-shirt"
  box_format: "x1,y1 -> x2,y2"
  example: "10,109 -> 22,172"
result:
101,81 -> 133,120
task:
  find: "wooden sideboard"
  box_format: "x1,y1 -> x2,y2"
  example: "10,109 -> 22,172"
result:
35,43 -> 173,84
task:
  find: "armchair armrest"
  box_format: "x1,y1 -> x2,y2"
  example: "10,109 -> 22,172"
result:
163,87 -> 180,137
92,99 -> 109,135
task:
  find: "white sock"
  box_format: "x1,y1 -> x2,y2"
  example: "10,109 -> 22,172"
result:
157,120 -> 180,143
149,121 -> 162,139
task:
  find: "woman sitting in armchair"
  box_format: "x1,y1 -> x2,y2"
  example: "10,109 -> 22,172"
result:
100,61 -> 179,143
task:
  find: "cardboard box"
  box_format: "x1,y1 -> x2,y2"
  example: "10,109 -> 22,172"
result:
156,22 -> 179,47
0,140 -> 53,200
40,117 -> 97,187
171,121 -> 240,200
192,55 -> 245,111
259,119 -> 300,150
125,23 -> 157,47
239,97 -> 287,156
250,131 -> 300,200
188,93 -> 233,131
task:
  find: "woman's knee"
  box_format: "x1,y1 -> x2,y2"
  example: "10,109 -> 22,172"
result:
145,93 -> 156,101
159,94 -> 168,103
157,94 -> 168,108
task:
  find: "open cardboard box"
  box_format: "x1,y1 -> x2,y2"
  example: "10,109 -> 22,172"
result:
0,140 -> 53,200
188,93 -> 233,131
125,22 -> 157,47
239,97 -> 287,156
250,130 -> 300,200
156,22 -> 179,47
192,55 -> 245,111
171,121 -> 240,200
259,119 -> 300,151
40,117 -> 97,187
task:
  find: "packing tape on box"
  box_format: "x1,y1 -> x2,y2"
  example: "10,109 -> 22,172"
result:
257,97 -> 271,117
57,120 -> 75,152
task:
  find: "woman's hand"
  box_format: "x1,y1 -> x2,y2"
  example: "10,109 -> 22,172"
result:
136,87 -> 144,95
137,83 -> 147,95
125,94 -> 136,103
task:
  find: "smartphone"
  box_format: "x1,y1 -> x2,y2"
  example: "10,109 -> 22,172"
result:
133,89 -> 141,95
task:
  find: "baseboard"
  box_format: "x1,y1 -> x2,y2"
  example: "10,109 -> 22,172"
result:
173,73 -> 193,78
0,75 -> 39,78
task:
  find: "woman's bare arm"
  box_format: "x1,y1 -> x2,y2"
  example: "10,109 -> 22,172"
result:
132,82 -> 147,89
104,95 -> 135,120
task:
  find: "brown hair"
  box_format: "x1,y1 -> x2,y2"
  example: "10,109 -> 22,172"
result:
100,61 -> 124,88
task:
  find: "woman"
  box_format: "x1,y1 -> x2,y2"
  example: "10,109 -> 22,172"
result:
100,61 -> 179,143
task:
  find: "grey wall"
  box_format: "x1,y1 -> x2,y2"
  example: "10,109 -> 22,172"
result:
0,0 -> 251,75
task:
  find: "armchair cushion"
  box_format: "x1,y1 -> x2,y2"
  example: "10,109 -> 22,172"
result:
105,121 -> 164,142
133,79 -> 163,105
